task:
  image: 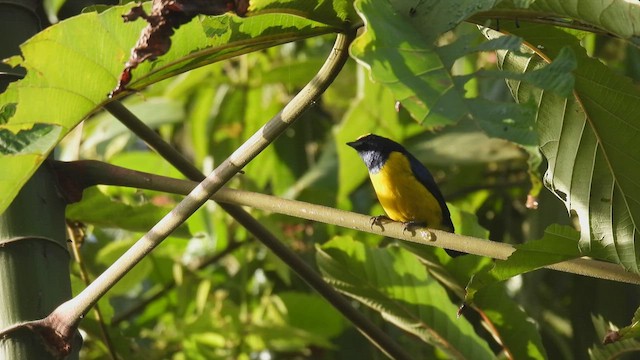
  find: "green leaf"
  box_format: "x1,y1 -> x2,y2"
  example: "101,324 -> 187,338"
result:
465,225 -> 580,303
590,315 -> 640,360
475,285 -> 547,360
607,306 -> 640,343
0,103 -> 16,124
350,0 -> 572,128
0,2 -> 338,214
95,237 -> 153,295
0,123 -> 63,155
0,155 -> 48,215
249,0 -> 360,29
42,0 -> 67,23
495,0 -> 640,41
109,151 -> 184,180
81,97 -> 185,156
278,291 -> 346,340
400,242 -> 546,360
66,187 -> 191,238
494,23 -> 640,272
317,236 -> 494,359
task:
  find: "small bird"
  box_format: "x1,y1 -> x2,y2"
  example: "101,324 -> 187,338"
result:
347,134 -> 461,255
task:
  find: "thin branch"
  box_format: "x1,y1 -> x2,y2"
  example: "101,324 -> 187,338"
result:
55,159 -> 640,286
66,221 -> 117,360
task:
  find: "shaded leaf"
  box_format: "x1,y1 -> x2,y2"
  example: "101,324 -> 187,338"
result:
590,315 -> 640,360
279,291 -> 346,340
336,66 -> 423,203
317,236 -> 494,359
81,97 -> 185,156
401,242 -> 546,360
492,23 -> 640,272
465,225 -> 580,303
474,284 -> 547,360
95,237 -> 153,295
66,187 -> 191,238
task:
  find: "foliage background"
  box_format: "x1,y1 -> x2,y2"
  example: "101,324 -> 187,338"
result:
2,0 -> 640,359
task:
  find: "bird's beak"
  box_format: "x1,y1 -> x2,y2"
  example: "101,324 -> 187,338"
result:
347,139 -> 363,149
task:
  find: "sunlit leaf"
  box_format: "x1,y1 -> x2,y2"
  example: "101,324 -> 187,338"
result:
350,0 -> 573,127
249,0 -> 360,29
492,0 -> 640,41
0,2 -> 339,213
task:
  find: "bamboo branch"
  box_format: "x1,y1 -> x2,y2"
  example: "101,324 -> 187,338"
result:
13,32 -> 412,360
105,32 -> 411,360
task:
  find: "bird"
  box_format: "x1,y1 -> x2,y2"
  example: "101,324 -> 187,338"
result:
347,134 -> 462,256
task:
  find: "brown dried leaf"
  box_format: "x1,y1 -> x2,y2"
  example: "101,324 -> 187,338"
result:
109,0 -> 249,97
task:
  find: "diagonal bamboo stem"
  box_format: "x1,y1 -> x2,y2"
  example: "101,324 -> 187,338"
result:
49,32 -> 412,360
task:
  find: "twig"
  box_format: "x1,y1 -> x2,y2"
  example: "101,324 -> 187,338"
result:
66,221 -> 118,360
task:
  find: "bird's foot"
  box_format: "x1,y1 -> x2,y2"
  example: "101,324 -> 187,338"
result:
370,215 -> 393,230
402,220 -> 427,235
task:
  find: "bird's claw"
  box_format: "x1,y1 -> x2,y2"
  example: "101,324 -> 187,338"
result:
402,221 -> 427,235
370,215 -> 392,229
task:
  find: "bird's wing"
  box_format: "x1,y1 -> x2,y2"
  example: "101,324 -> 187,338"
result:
407,153 -> 454,231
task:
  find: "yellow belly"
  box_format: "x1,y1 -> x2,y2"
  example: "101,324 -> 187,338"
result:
369,152 -> 444,229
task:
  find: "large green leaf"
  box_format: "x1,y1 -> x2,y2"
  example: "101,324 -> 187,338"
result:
316,236 -> 494,359
491,24 -> 640,272
0,2 -> 340,214
349,0 -> 574,127
491,0 -> 640,42
465,225 -> 581,303
250,0 -> 360,29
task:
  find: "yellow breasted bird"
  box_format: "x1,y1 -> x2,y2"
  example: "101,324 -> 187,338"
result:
347,134 -> 461,255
